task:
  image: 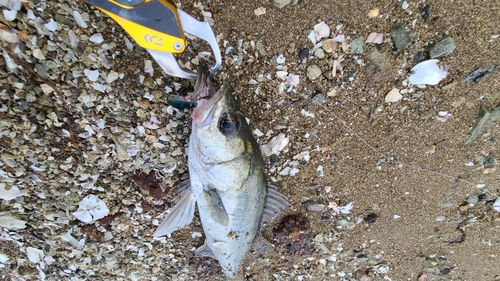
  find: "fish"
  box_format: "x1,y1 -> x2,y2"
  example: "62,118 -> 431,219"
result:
154,66 -> 290,278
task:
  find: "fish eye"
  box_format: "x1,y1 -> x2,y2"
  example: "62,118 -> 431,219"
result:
219,113 -> 239,135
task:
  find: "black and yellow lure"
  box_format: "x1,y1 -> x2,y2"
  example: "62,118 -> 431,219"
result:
84,0 -> 186,53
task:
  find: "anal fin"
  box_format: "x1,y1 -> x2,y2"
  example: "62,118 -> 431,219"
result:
195,241 -> 215,259
154,189 -> 196,238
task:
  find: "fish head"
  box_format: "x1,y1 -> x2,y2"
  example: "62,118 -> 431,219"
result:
190,67 -> 255,165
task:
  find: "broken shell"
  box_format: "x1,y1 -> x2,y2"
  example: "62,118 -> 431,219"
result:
314,21 -> 330,42
409,59 -> 448,86
366,32 -> 384,44
369,8 -> 380,18
322,39 -> 336,53
385,88 -> 402,103
73,10 -> 88,28
254,7 -> 266,16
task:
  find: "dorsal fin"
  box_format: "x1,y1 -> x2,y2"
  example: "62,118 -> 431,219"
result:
261,184 -> 290,224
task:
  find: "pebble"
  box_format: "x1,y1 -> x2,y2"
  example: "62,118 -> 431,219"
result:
298,48 -> 310,59
349,36 -> 364,54
311,94 -> 326,106
389,26 -> 410,51
466,195 -> 479,205
483,154 -> 497,167
302,200 -> 327,213
256,42 -> 267,56
421,4 -> 431,22
35,64 -> 50,79
429,37 -> 456,58
306,64 -> 322,80
314,48 -> 325,58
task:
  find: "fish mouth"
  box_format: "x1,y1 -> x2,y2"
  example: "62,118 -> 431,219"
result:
191,66 -> 222,127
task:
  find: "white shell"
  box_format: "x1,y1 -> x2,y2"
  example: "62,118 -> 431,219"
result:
314,21 -> 330,42
84,69 -> 99,82
409,59 -> 448,85
0,183 -> 21,200
26,247 -> 44,263
73,10 -> 88,28
72,194 -> 109,223
494,198 -> 500,213
89,33 -> 104,44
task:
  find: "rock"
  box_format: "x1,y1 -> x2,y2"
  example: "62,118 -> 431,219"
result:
311,94 -> 325,106
306,64 -> 322,80
389,26 -> 410,51
314,48 -> 325,59
484,154 -> 497,167
429,37 -> 456,58
273,0 -> 291,8
298,48 -> 310,59
35,64 -> 50,79
349,37 -> 364,54
302,200 -> 327,212
421,4 -> 431,22
255,42 -> 267,56
466,195 -> 479,204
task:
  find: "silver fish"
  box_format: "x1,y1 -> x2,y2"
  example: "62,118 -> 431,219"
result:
155,67 -> 289,278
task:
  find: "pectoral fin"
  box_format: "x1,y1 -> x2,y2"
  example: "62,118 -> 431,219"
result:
154,189 -> 196,238
261,184 -> 290,224
203,188 -> 229,226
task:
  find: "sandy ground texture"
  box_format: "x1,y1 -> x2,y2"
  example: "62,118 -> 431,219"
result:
1,0 -> 500,280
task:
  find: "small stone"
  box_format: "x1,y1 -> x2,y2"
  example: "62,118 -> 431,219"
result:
273,0 -> 292,9
484,154 -> 497,167
255,42 -> 267,56
466,195 -> 479,205
314,48 -> 325,59
349,37 -> 364,54
311,94 -> 325,106
302,200 -> 327,213
421,5 -> 431,22
429,37 -> 456,58
298,48 -> 310,59
441,268 -> 451,275
389,26 -> 411,51
35,64 -> 50,79
306,64 -> 322,80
